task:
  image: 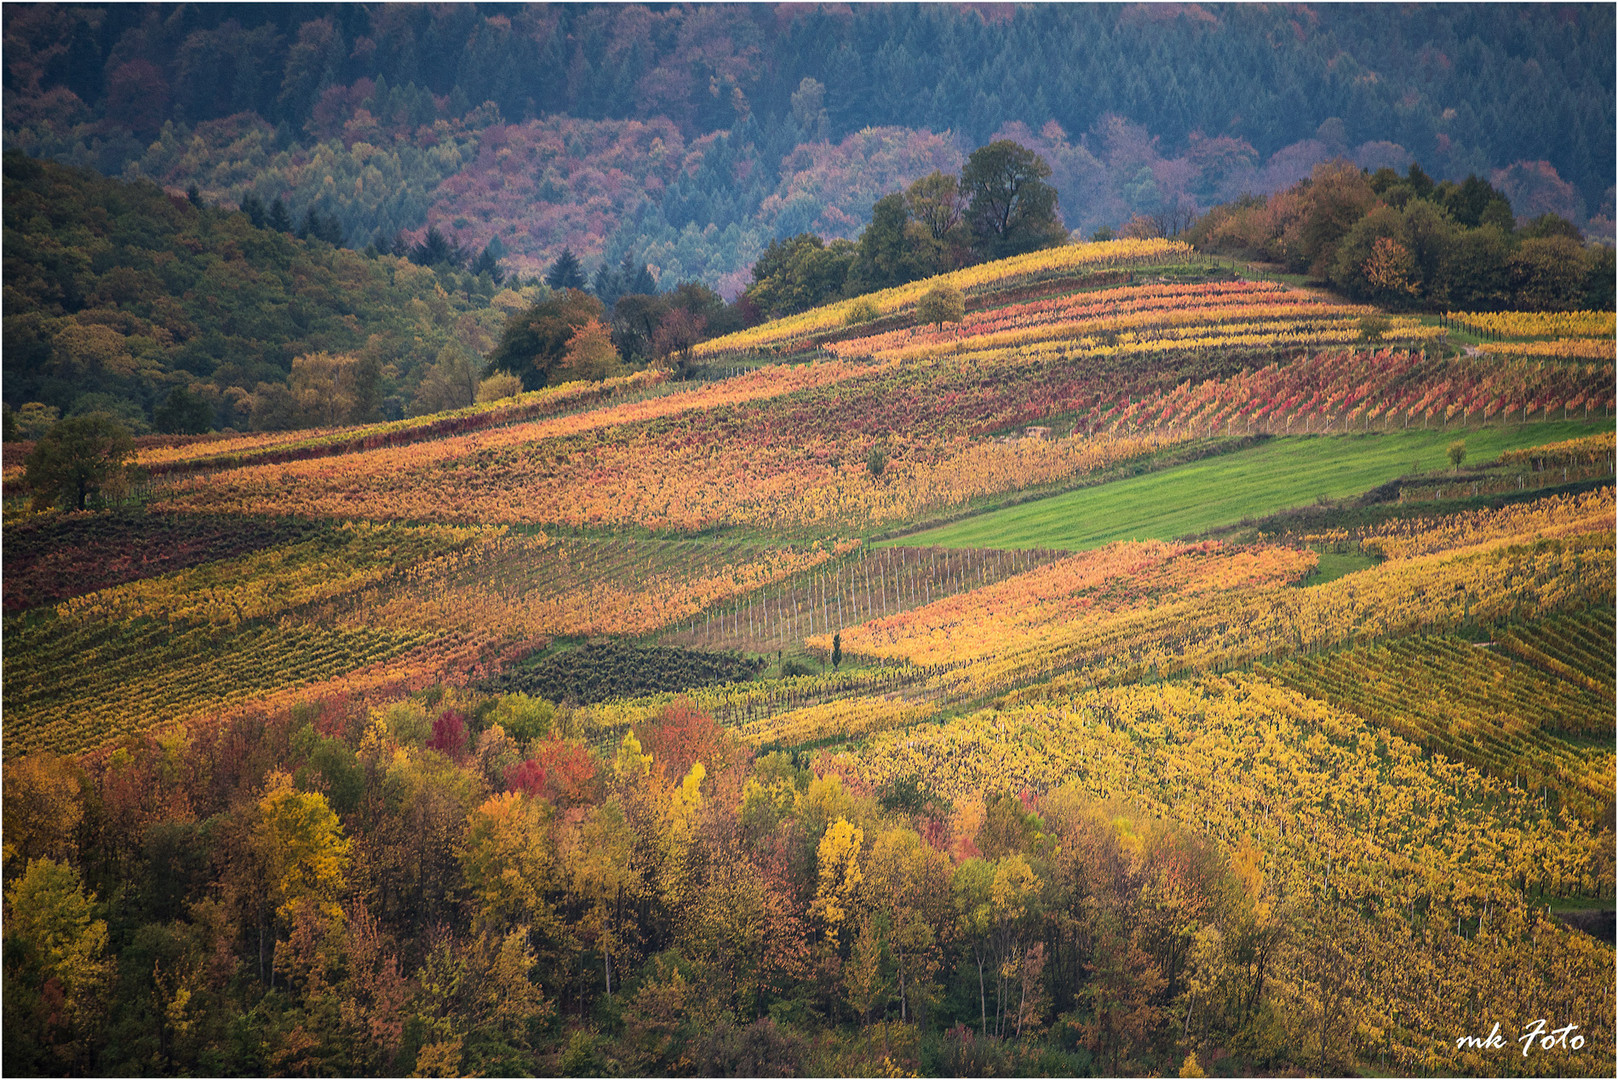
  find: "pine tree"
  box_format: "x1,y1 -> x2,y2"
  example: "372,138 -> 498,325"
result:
266,197 -> 293,233
240,193 -> 267,228
546,248 -> 587,291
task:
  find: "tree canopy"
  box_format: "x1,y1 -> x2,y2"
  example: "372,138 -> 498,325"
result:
486,290 -> 607,390
960,141 -> 1068,260
23,413 -> 136,512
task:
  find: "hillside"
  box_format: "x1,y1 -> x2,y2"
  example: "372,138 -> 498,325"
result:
5,3 -> 1612,291
4,234 -> 1615,1077
1,153 -> 530,432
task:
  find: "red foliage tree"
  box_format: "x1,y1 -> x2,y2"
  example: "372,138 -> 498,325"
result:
637,698 -> 726,783
426,710 -> 468,760
503,758 -> 548,799
529,736 -> 600,807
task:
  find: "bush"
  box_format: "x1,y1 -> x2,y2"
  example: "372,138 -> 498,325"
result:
476,372 -> 524,402
917,282 -> 965,326
488,693 -> 556,741
867,445 -> 888,478
844,297 -> 880,326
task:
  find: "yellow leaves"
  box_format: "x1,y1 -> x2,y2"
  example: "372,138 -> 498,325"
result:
460,790 -> 553,936
696,238 -> 1194,356
1475,338 -> 1615,361
614,730 -> 653,784
810,816 -> 865,946
1228,837 -> 1272,926
1447,310 -> 1616,339
669,761 -> 706,828
989,853 -> 1040,923
255,770 -> 350,924
1356,488 -> 1614,561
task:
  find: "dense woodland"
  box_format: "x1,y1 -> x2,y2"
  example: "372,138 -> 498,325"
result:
5,140 -> 1612,440
1188,162 -> 1616,311
5,4 -> 1613,292
0,690 -> 1436,1076
1,152 -> 531,435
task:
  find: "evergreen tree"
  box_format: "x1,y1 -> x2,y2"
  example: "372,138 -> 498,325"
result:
266,197 -> 293,233
546,248 -> 587,291
592,260 -> 624,309
409,227 -> 462,269
471,244 -> 506,284
240,193 -> 267,229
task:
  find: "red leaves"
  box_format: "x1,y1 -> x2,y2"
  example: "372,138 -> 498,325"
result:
637,697 -> 726,782
503,758 -> 548,799
511,736 -> 600,807
426,710 -> 468,760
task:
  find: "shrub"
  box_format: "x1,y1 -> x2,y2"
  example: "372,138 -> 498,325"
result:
476,372 -> 524,402
844,297 -> 880,326
866,445 -> 888,478
916,282 -> 965,326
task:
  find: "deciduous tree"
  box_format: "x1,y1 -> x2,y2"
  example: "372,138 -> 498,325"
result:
960,141 -> 1067,260
23,413 -> 135,511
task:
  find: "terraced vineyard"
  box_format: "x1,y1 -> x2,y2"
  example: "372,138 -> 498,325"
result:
1263,627 -> 1615,819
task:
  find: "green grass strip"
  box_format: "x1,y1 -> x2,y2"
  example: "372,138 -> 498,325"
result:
885,421 -> 1609,551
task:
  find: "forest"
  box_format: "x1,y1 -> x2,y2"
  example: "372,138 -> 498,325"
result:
6,144 -> 1611,439
4,3 -> 1613,292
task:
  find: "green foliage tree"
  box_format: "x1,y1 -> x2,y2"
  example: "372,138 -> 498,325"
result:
2,858 -> 113,1073
905,170 -> 971,271
960,141 -> 1067,260
154,386 -> 215,435
848,192 -> 924,293
1508,236 -> 1589,311
486,289 -> 606,390
23,413 -> 135,511
744,234 -> 856,319
1447,440 -> 1467,471
1296,161 -> 1377,277
413,343 -> 481,415
1196,157 -> 1608,313
917,282 -> 966,327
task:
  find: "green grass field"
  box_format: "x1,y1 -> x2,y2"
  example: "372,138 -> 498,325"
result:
886,421 -> 1609,551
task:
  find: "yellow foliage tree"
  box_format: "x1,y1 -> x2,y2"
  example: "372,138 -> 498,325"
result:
254,770 -> 351,924
810,816 -> 865,948
459,791 -> 555,937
